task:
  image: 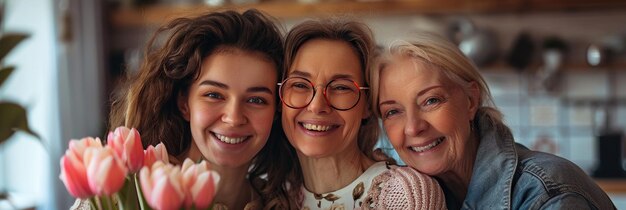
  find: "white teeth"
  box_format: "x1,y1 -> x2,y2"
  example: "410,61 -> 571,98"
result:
215,133 -> 247,144
410,137 -> 444,153
302,123 -> 332,132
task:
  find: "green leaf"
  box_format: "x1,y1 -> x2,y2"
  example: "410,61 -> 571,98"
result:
0,33 -> 28,62
0,102 -> 39,144
0,66 -> 15,87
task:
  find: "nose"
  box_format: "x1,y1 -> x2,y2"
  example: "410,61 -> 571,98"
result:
306,86 -> 331,114
404,111 -> 427,137
221,101 -> 247,126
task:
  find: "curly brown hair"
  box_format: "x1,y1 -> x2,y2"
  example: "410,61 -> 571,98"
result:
108,9 -> 292,209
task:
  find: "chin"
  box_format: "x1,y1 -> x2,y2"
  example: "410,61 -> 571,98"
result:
211,155 -> 252,168
297,146 -> 332,159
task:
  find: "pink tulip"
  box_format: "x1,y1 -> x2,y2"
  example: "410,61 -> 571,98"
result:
108,127 -> 144,172
84,147 -> 128,196
181,159 -> 220,209
59,137 -> 104,198
139,161 -> 185,210
60,153 -> 92,198
144,142 -> 169,167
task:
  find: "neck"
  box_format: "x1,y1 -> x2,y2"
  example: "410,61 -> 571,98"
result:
182,142 -> 254,209
298,143 -> 374,194
212,164 -> 254,210
438,135 -> 479,202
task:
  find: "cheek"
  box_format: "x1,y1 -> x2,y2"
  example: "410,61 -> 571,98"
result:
190,105 -> 216,127
340,110 -> 365,135
383,121 -> 404,148
281,106 -> 297,126
438,108 -> 469,133
249,109 -> 275,137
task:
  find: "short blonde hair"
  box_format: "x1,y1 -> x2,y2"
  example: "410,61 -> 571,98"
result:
368,32 -> 502,124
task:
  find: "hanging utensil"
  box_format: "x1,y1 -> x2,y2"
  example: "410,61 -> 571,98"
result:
446,18 -> 499,67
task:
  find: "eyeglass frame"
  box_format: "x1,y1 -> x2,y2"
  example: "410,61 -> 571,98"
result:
277,76 -> 369,111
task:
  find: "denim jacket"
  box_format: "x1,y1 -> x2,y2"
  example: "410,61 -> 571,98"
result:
442,112 -> 616,210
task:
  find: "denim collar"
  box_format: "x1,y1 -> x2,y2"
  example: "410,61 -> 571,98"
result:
462,112 -> 518,209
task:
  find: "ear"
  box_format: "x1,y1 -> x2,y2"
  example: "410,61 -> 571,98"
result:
178,91 -> 191,121
467,81 -> 480,120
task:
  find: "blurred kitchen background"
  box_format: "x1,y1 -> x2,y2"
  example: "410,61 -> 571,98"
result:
1,0 -> 626,209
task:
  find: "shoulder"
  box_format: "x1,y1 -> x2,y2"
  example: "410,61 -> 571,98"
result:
515,145 -> 595,188
363,165 -> 446,210
513,145 -> 614,209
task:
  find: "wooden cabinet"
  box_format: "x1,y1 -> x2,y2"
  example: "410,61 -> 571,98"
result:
595,179 -> 626,194
109,0 -> 626,28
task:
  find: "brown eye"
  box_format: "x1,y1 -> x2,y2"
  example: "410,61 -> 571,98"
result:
204,92 -> 223,100
247,97 -> 268,105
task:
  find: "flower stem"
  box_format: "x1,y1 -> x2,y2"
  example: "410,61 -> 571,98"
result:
96,196 -> 104,210
89,197 -> 101,210
114,193 -> 125,210
134,173 -> 151,210
100,195 -> 114,210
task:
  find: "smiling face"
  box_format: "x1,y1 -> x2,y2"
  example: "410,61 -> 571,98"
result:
281,39 -> 369,159
179,49 -> 277,168
378,56 -> 478,176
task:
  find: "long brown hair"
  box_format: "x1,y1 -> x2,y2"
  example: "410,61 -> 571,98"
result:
108,9 -> 290,208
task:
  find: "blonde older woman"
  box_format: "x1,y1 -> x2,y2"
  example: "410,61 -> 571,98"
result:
370,32 -> 615,209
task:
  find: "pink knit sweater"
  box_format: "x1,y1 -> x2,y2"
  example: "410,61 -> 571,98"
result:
300,162 -> 446,210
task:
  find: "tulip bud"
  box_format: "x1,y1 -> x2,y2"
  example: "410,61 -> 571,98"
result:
85,147 -> 128,196
59,153 -> 92,198
144,142 -> 169,167
108,127 -> 144,172
181,159 -> 220,208
59,137 -> 104,199
139,161 -> 185,210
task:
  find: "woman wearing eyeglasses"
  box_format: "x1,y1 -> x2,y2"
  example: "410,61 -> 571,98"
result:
278,18 -> 446,209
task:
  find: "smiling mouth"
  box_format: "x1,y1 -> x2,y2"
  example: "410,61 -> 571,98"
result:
409,137 -> 445,153
300,123 -> 338,132
213,132 -> 250,144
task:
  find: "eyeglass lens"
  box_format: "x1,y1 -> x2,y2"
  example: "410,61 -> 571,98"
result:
279,77 -> 362,110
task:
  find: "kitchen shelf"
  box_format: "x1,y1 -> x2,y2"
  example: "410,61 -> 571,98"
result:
595,179 -> 626,193
110,0 -> 626,28
478,58 -> 626,72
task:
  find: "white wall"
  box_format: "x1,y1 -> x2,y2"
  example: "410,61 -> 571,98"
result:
1,0 -> 107,209
0,0 -> 58,209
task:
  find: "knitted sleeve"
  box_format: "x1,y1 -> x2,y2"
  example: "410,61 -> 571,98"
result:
70,199 -> 91,210
363,166 -> 447,210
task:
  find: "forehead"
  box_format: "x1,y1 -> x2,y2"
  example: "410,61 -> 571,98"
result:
289,39 -> 363,80
198,51 -> 277,83
382,56 -> 442,84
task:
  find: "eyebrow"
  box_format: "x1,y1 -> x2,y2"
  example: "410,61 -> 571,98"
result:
247,87 -> 273,95
379,85 -> 444,106
290,70 -> 358,81
199,80 -> 227,89
199,80 -> 273,94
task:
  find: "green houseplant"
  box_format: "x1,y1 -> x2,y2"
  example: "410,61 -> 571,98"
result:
0,32 -> 40,207
0,33 -> 38,144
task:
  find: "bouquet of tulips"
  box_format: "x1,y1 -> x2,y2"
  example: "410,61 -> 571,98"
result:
59,127 -> 220,210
